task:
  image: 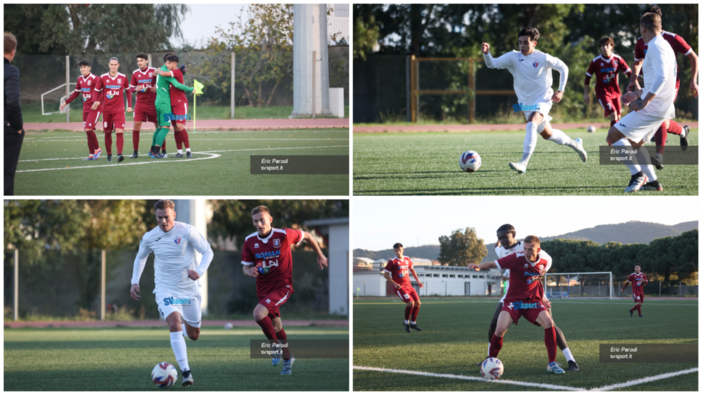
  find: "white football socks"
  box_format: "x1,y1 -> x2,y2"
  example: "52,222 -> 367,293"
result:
170,331 -> 190,372
178,149 -> 183,154
487,342 -> 491,357
612,139 -> 641,176
547,129 -> 578,149
404,320 -> 409,324
638,147 -> 657,182
562,347 -> 575,362
521,122 -> 538,165
186,148 -> 191,152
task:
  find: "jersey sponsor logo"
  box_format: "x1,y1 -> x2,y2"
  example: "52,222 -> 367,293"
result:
105,84 -> 122,89
163,296 -> 192,306
255,250 -> 281,259
512,103 -> 542,112
507,301 -> 542,310
174,237 -> 181,245
138,78 -> 153,84
273,239 -> 281,248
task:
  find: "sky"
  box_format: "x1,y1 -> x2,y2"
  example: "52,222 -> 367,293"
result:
174,4 -> 246,48
353,196 -> 699,251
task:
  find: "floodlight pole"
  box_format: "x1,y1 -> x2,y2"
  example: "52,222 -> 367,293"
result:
101,250 -> 106,321
312,50 -> 316,119
231,53 -> 236,119
13,249 -> 19,322
66,56 -> 70,122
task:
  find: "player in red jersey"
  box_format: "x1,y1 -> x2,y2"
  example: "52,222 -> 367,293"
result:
584,37 -> 632,129
91,57 -> 132,162
61,60 -> 102,160
241,205 -> 328,375
469,235 -> 565,375
383,243 -> 424,333
153,53 -> 192,158
622,263 -> 649,318
128,53 -> 164,158
628,6 -> 697,169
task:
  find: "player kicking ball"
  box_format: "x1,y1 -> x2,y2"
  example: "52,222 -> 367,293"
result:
482,27 -> 587,174
622,264 -> 648,318
469,235 -> 565,375
130,199 -> 214,387
481,225 -> 579,371
241,205 -> 328,375
383,243 -> 424,333
607,13 -> 676,193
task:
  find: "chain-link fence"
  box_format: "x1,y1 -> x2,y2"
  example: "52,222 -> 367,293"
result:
615,280 -> 698,298
4,249 -> 330,321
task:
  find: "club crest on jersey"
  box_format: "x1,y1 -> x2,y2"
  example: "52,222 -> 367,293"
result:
254,243 -> 260,248
273,239 -> 281,248
117,78 -> 122,83
174,237 -> 181,245
532,62 -> 539,68
87,80 -> 91,86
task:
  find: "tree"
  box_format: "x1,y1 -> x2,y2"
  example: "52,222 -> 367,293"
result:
353,14 -> 380,60
437,227 -> 487,266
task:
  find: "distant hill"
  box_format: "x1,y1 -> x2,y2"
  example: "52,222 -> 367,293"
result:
355,221 -> 698,263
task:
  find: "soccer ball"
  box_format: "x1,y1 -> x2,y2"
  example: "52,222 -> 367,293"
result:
480,357 -> 504,380
587,125 -> 596,133
224,322 -> 234,329
459,150 -> 481,172
152,362 -> 178,388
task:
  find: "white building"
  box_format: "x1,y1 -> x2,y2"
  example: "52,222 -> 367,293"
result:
328,4 -> 349,43
353,264 -> 502,297
305,217 -> 349,316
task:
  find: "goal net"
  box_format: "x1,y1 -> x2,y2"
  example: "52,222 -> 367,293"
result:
544,272 -> 614,299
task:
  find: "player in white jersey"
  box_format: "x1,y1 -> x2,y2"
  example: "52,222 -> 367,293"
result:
130,199 -> 213,387
480,224 -> 579,371
482,27 -> 587,174
608,13 -> 677,193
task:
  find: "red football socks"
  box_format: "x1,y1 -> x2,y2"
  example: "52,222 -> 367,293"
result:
410,305 -> 420,321
104,132 -> 112,155
85,131 -> 95,154
545,326 -> 557,363
133,130 -> 140,150
667,120 -> 683,135
256,316 -> 278,340
175,131 -> 183,150
276,329 -> 292,360
182,128 -> 190,149
116,133 -> 124,155
489,334 -> 503,358
404,306 -> 412,320
610,120 -> 616,128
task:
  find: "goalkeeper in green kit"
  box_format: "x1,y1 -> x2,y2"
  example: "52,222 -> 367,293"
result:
149,53 -> 193,159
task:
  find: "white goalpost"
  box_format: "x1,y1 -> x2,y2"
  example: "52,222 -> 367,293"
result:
544,272 -> 614,299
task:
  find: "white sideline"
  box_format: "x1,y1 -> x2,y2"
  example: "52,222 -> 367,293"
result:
353,365 -> 699,391
23,138 -> 349,143
352,366 -> 585,391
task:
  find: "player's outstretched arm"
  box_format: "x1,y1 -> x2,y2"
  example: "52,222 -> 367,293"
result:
301,231 -> 328,269
622,280 -> 630,291
130,239 -> 151,300
628,60 -> 643,92
383,271 -> 401,289
468,261 -> 498,271
547,55 -> 568,102
686,50 -> 699,96
482,44 -> 511,70
62,86 -> 81,110
162,76 -> 194,93
410,267 -> 423,288
188,227 -> 214,279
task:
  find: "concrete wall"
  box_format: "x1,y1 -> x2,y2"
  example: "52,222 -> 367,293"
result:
328,223 -> 349,315
353,272 -> 386,297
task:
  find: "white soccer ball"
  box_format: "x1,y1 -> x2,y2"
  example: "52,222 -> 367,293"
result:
480,357 -> 504,380
459,150 -> 482,172
152,362 -> 178,388
224,322 -> 234,329
587,125 -> 596,133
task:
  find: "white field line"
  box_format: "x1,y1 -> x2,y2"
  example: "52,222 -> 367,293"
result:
352,366 -> 585,391
588,367 -> 698,391
354,365 -> 699,391
197,145 -> 349,154
353,301 -> 696,307
26,130 -> 349,140
23,138 -> 349,142
16,152 -> 220,172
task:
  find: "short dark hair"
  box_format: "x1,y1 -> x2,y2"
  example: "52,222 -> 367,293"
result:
163,52 -> 173,62
635,263 -> 641,268
523,235 -> 541,246
251,205 -> 270,216
393,243 -> 403,250
165,54 -> 179,63
496,224 -> 516,237
154,199 -> 176,210
642,5 -> 662,17
599,36 -> 614,48
641,12 -> 662,31
518,26 -> 540,42
136,52 -> 148,61
78,60 -> 91,67
4,32 -> 17,54
109,56 -> 119,64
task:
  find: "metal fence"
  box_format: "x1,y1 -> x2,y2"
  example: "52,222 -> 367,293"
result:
4,249 -> 329,321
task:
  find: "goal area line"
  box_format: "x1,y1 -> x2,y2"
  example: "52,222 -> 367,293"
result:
353,365 -> 698,391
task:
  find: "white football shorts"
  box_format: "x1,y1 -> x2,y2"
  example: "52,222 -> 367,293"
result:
155,292 -> 202,328
522,101 -> 553,132
614,109 -> 667,144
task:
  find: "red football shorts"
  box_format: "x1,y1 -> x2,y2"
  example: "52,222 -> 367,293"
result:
84,108 -> 102,130
598,95 -> 622,118
501,299 -> 548,326
134,102 -> 158,124
633,293 -> 644,303
394,286 -> 420,303
170,102 -> 188,125
258,287 -> 292,318
103,112 -> 126,132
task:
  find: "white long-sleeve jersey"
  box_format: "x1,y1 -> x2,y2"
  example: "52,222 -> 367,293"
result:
495,241 -> 552,303
131,221 -> 214,295
484,49 -> 568,106
640,34 -> 677,118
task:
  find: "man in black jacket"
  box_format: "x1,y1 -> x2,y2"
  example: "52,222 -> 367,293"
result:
4,32 -> 24,195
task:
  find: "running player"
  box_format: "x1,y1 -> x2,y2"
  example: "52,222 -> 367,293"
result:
628,6 -> 697,169
91,57 -> 132,162
153,53 -> 192,158
584,37 -> 632,129
128,53 -> 161,158
150,54 -> 193,159
61,60 -> 102,160
482,26 -> 587,174
482,224 -> 579,371
469,235 -> 565,375
622,264 -> 648,318
608,12 -> 676,192
130,199 -> 213,387
241,205 -> 328,375
383,243 -> 424,333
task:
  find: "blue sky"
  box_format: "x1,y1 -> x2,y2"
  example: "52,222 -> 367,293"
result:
175,4 -> 246,48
